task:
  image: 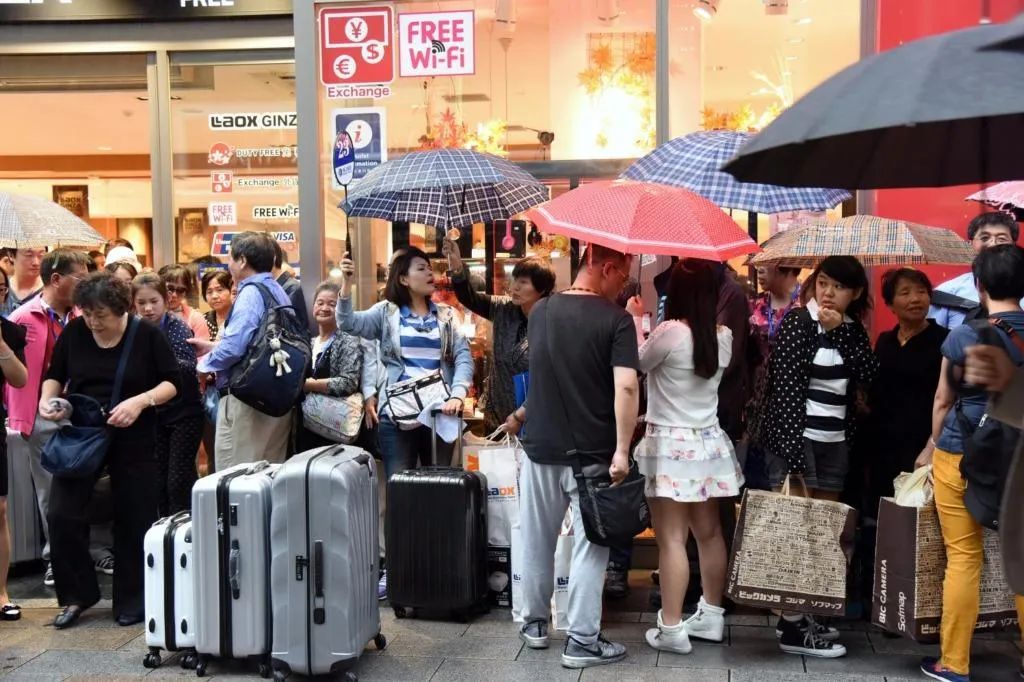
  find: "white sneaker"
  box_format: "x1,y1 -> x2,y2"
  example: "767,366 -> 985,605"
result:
645,609 -> 692,655
682,596 -> 725,643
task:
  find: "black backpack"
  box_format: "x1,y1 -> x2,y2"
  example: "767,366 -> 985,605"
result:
227,282 -> 312,417
953,317 -> 1024,530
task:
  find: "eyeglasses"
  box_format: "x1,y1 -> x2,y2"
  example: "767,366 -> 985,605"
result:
166,285 -> 189,295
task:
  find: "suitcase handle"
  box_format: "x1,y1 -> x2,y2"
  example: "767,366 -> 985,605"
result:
228,540 -> 241,599
313,541 -> 325,625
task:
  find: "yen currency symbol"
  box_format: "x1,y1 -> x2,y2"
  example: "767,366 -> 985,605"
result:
333,55 -> 357,80
345,17 -> 368,43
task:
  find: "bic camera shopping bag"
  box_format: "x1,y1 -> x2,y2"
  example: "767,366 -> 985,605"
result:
872,496 -> 1018,642
464,432 -> 523,547
726,477 -> 857,617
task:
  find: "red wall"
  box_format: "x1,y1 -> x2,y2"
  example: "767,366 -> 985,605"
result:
869,0 -> 1023,335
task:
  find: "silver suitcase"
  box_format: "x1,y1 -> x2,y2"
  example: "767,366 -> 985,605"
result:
6,428 -> 43,564
192,461 -> 277,678
142,512 -> 197,670
270,446 -> 386,680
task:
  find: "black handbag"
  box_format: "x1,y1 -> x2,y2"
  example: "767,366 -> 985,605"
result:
544,297 -> 650,547
41,316 -> 140,479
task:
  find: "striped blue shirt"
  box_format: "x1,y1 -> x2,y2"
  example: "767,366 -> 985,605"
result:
398,303 -> 442,381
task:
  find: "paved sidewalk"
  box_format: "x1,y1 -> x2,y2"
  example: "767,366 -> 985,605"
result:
2,567 -> 1021,681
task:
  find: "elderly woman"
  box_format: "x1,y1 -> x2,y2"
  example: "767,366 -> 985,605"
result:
133,273 -> 203,515
159,264 -> 211,342
201,269 -> 233,341
863,268 -> 947,516
298,281 -> 378,452
38,272 -> 179,629
442,239 -> 555,432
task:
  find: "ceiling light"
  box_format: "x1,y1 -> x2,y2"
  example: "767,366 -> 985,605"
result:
597,0 -> 621,22
97,146 -> 113,152
786,37 -> 805,44
793,17 -> 813,25
693,0 -> 720,21
764,0 -> 788,15
784,55 -> 798,61
494,0 -> 516,34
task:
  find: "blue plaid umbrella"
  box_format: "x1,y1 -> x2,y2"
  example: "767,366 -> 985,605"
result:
621,131 -> 851,214
341,149 -> 548,230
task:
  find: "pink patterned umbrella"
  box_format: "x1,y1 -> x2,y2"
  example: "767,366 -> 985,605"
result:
966,181 -> 1024,211
526,180 -> 759,261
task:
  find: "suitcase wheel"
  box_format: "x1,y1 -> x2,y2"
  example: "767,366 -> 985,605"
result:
392,606 -> 408,619
272,670 -> 287,682
195,659 -> 208,677
180,653 -> 198,670
373,633 -> 388,651
342,673 -> 357,682
142,651 -> 161,669
258,662 -> 273,679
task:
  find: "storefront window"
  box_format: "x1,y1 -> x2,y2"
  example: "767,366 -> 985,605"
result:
0,54 -> 154,262
169,55 -> 299,269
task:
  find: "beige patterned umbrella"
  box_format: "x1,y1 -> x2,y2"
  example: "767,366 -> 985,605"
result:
0,192 -> 106,249
749,215 -> 976,268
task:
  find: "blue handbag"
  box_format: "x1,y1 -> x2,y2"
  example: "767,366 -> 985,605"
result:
41,317 -> 140,479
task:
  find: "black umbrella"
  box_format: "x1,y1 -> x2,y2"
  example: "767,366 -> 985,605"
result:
722,19 -> 1024,190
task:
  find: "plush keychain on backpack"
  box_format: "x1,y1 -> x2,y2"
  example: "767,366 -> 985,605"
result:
268,337 -> 293,377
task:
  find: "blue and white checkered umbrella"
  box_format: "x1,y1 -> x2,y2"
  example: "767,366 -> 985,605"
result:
621,131 -> 851,214
341,149 -> 549,230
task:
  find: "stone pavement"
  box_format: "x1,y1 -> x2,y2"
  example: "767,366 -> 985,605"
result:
2,565 -> 1022,681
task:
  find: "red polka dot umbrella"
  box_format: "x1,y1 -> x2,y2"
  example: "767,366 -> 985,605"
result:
526,180 -> 759,261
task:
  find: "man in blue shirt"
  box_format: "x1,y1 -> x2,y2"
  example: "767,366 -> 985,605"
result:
192,232 -> 294,470
930,212 -> 1019,329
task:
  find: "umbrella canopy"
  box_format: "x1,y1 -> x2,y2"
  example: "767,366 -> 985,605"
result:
749,215 -> 976,268
341,149 -> 548,230
526,180 -> 759,261
722,21 -> 1024,189
0,193 -> 106,249
621,130 -> 851,213
966,181 -> 1024,210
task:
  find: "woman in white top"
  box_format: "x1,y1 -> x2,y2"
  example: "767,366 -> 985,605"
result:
627,259 -> 743,656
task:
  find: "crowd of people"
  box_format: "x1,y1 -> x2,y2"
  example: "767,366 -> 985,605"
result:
0,213 -> 1020,681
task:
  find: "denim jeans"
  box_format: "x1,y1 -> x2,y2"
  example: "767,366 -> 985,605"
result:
377,416 -> 455,481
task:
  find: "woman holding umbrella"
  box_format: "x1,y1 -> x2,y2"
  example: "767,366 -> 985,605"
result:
442,237 -> 555,433
761,255 -> 879,659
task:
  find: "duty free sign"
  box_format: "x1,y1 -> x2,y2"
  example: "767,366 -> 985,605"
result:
398,10 -> 476,77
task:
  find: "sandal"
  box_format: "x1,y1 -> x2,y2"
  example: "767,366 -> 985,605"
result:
1,603 -> 22,621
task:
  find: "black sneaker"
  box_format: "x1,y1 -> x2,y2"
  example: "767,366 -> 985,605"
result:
774,615 -> 840,641
561,634 -> 627,669
603,562 -> 629,599
777,617 -> 846,658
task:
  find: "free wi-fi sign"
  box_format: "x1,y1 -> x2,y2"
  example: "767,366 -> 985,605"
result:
399,10 -> 476,78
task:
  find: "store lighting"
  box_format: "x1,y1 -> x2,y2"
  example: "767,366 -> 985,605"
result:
693,0 -> 720,21
764,0 -> 788,15
97,146 -> 113,151
597,0 -> 621,22
784,55 -> 798,61
793,17 -> 813,25
786,37 -> 805,44
494,0 -> 516,35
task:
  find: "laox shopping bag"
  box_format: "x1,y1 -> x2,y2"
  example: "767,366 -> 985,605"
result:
726,479 -> 857,617
872,497 -> 1018,642
464,433 -> 523,547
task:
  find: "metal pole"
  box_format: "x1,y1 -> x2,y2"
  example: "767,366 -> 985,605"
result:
148,50 -> 175,267
294,0 -> 320,333
655,0 -> 670,146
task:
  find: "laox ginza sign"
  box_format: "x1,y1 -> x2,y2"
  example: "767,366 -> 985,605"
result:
209,112 -> 297,130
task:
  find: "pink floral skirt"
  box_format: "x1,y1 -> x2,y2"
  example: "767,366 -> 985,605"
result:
634,423 -> 744,502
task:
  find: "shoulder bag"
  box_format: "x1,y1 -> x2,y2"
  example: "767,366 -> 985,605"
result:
543,296 -> 650,547
41,316 -> 140,479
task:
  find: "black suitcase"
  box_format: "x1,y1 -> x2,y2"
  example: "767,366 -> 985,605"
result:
385,411 -> 489,621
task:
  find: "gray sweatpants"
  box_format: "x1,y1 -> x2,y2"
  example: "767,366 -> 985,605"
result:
519,457 -> 609,645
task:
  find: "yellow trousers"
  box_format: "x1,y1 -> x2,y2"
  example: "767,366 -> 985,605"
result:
933,447 -> 1024,674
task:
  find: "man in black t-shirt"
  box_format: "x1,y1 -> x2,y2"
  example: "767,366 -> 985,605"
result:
511,245 -> 640,669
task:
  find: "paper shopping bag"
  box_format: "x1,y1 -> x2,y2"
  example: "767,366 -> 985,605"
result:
871,497 -> 1018,642
464,434 -> 523,547
726,484 -> 857,617
551,533 -> 573,631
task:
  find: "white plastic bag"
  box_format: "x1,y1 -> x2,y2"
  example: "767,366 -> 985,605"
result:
472,433 -> 523,547
510,524 -> 523,622
894,466 -> 933,508
551,533 -> 573,631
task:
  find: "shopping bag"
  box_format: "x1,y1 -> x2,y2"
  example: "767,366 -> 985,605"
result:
726,477 -> 857,617
894,466 -> 934,507
871,497 -> 1018,642
551,532 -> 573,631
464,431 -> 523,547
511,510 -> 575,625
510,524 -> 523,622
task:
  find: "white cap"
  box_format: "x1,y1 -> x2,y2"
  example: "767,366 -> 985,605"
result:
105,246 -> 143,272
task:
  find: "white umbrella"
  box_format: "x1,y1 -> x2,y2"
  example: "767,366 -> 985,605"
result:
0,192 -> 106,249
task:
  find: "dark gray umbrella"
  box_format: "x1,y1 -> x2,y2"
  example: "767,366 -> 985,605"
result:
723,20 -> 1024,189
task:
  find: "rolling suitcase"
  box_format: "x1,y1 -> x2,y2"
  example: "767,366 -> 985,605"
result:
6,428 -> 43,564
142,511 -> 197,670
192,461 -> 277,678
270,445 -> 387,681
386,410 -> 489,620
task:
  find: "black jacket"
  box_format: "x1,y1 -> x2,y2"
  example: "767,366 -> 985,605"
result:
762,307 -> 878,473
